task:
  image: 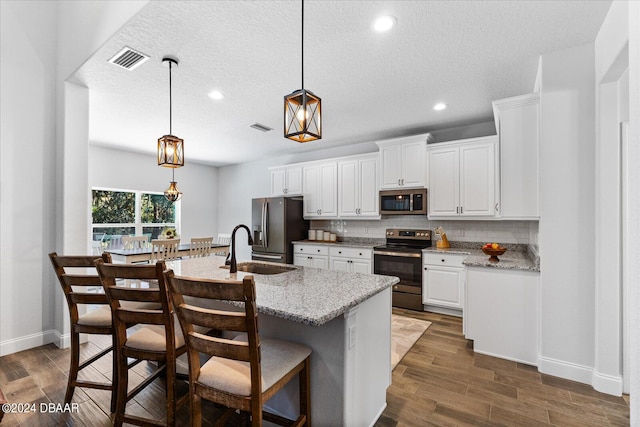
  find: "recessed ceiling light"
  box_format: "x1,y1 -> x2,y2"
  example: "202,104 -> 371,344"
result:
373,15 -> 396,32
433,103 -> 448,111
208,90 -> 224,100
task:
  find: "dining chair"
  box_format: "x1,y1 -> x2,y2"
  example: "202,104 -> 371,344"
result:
164,270 -> 311,427
151,238 -> 181,262
189,236 -> 214,258
95,259 -> 188,427
122,235 -> 149,250
214,233 -> 231,256
48,252 -> 117,413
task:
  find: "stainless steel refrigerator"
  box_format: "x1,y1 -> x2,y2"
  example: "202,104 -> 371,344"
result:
251,196 -> 309,264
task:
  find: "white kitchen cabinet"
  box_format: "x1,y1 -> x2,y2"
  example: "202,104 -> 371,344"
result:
293,244 -> 329,269
338,154 -> 379,219
422,252 -> 465,314
302,161 -> 338,219
465,267 -> 539,365
329,247 -> 372,274
270,165 -> 302,196
377,136 -> 427,189
428,136 -> 497,218
492,94 -> 540,219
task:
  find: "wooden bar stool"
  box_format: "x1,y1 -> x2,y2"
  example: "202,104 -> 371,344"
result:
95,260 -> 187,427
48,252 -> 117,412
164,271 -> 311,427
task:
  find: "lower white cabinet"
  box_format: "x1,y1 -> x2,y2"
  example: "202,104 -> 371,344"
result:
329,247 -> 372,274
465,267 -> 539,365
293,244 -> 372,273
293,244 -> 329,269
422,252 -> 465,313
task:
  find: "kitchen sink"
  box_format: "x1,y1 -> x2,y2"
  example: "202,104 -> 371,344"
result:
220,262 -> 297,275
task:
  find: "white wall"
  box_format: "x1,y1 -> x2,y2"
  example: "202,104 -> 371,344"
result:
0,0 -> 149,355
89,145 -> 219,242
538,43 -> 597,382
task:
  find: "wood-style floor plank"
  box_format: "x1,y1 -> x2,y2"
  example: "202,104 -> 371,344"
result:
0,308 -> 631,426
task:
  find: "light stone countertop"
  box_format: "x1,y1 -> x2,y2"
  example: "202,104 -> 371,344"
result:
165,256 -> 398,326
424,245 -> 540,272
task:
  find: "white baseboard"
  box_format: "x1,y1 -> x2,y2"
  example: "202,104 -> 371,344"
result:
592,370 -> 623,396
369,403 -> 388,427
0,329 -> 61,356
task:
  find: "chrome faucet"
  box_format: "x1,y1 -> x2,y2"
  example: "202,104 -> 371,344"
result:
225,224 -> 254,273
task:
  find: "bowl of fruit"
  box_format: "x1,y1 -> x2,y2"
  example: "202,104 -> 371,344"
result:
481,243 -> 507,262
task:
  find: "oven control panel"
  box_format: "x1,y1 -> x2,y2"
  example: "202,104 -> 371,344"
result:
385,228 -> 431,241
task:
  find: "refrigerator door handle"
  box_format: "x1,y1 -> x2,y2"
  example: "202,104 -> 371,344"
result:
251,252 -> 283,260
264,200 -> 269,248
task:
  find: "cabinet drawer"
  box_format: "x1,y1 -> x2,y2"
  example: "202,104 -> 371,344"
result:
328,247 -> 372,259
422,252 -> 466,267
294,245 -> 329,256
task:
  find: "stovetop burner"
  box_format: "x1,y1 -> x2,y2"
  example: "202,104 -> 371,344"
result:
374,228 -> 432,253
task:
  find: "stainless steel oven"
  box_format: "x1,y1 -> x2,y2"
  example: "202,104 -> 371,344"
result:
374,229 -> 432,311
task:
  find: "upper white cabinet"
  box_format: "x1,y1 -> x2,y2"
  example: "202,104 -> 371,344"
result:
303,161 -> 338,219
270,165 -> 303,196
428,136 -> 498,218
377,136 -> 427,189
338,154 -> 380,219
492,94 -> 540,219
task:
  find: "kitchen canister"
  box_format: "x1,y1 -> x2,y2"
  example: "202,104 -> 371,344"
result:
308,230 -> 316,240
325,232 -> 331,241
316,231 -> 324,241
330,233 -> 337,242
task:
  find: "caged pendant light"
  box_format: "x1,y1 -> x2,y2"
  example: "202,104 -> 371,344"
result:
158,56 -> 184,202
284,0 -> 321,142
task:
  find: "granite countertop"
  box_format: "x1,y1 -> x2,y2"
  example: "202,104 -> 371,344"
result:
165,256 -> 398,327
292,237 -> 385,250
424,242 -> 540,272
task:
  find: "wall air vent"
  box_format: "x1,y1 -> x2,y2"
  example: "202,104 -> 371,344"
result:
250,123 -> 273,132
108,46 -> 150,71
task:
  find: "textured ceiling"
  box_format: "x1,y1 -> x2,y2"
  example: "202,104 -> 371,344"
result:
72,0 -> 612,167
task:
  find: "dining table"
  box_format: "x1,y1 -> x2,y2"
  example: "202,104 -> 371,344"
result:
106,242 -> 229,263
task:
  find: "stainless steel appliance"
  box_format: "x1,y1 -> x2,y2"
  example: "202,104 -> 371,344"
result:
251,196 -> 309,264
374,228 -> 432,310
379,188 -> 427,215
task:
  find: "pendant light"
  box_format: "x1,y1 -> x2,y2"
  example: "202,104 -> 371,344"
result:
158,56 -> 184,202
284,0 -> 321,142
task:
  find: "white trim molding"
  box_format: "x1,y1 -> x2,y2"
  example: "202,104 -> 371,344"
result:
0,329 -> 62,356
538,355 -> 623,396
592,370 -> 624,396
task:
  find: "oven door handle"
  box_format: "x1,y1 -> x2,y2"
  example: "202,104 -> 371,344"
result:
374,250 -> 422,258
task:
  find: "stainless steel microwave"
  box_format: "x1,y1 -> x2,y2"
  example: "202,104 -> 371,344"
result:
379,188 -> 427,215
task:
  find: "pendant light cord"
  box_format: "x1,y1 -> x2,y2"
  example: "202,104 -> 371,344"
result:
169,61 -> 173,135
301,0 -> 304,90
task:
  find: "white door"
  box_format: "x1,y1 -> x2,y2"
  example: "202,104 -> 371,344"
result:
310,256 -> 329,269
271,169 -> 286,196
330,258 -> 350,272
401,141 -> 425,187
358,157 -> 379,217
294,254 -> 310,267
460,142 -> 495,216
423,266 -> 463,308
428,147 -> 459,216
303,165 -> 319,217
380,144 -> 402,188
286,167 -> 303,195
338,160 -> 358,217
319,162 -> 338,217
351,259 -> 372,274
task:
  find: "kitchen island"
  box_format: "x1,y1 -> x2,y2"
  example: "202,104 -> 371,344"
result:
166,256 -> 398,427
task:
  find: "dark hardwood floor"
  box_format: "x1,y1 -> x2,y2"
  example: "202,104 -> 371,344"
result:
0,309 -> 630,426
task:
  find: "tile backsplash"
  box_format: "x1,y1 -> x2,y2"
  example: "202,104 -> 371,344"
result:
311,217 -> 539,245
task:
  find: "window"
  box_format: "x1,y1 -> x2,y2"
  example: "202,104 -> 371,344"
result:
91,188 -> 180,250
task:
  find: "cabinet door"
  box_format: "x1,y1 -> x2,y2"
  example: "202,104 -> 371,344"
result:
380,144 -> 402,188
271,168 -> 286,196
318,162 -> 338,217
338,160 -> 358,217
401,141 -> 425,187
303,165 -> 320,217
286,167 -> 303,195
310,255 -> 329,269
428,147 -> 459,216
423,266 -> 463,309
351,259 -> 372,274
294,254 -> 310,267
460,141 -> 495,216
498,99 -> 539,218
358,157 -> 379,217
330,257 -> 350,272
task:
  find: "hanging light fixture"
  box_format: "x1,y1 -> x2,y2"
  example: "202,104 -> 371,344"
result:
284,0 -> 321,142
158,56 -> 184,202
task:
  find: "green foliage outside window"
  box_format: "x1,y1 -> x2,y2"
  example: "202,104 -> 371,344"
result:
141,193 -> 176,224
92,190 -> 135,223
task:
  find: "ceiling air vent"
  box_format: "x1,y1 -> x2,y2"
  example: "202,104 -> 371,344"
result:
108,46 -> 149,71
250,123 -> 273,132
